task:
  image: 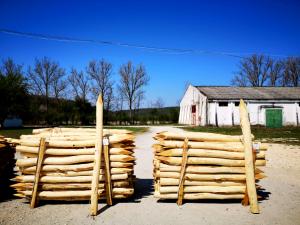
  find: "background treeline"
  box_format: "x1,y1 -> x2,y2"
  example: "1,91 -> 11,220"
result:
0,57 -> 178,126
232,54 -> 300,87
1,54 -> 298,127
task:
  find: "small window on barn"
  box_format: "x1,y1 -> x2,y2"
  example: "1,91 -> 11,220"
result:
219,102 -> 228,107
235,102 -> 240,107
298,102 -> 300,107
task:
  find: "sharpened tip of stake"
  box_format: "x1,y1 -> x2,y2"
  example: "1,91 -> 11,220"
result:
97,95 -> 103,104
240,99 -> 245,107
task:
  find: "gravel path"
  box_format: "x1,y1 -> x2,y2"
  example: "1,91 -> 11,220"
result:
0,126 -> 300,225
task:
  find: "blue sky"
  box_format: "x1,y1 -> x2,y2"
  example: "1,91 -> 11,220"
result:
1,0 -> 300,106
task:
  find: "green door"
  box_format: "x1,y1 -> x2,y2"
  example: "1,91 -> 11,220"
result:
266,109 -> 283,128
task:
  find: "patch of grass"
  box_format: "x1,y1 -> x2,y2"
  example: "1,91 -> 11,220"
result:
181,126 -> 300,145
0,128 -> 33,138
104,126 -> 149,133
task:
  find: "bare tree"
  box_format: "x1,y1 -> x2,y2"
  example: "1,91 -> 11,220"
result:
106,85 -> 114,112
68,68 -> 90,102
232,54 -> 271,87
119,61 -> 149,123
114,89 -> 125,111
53,77 -> 67,101
153,97 -> 165,108
268,59 -> 284,86
283,57 -> 300,87
134,90 -> 145,115
28,57 -> 65,113
87,59 -> 114,110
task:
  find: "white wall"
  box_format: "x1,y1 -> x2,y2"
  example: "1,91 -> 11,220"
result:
207,100 -> 300,126
179,85 -> 300,126
179,85 -> 207,125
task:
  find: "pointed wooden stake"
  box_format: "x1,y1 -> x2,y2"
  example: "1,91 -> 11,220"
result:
239,99 -> 259,214
90,95 -> 103,216
30,138 -> 46,208
103,136 -> 113,205
177,138 -> 189,206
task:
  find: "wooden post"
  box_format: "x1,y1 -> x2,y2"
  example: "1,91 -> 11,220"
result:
30,138 -> 46,208
103,136 -> 113,205
177,138 -> 189,206
239,99 -> 259,214
90,95 -> 103,216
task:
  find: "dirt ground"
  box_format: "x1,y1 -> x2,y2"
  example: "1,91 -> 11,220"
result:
1,126 -> 300,225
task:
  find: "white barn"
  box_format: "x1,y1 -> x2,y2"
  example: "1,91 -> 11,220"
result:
179,85 -> 300,127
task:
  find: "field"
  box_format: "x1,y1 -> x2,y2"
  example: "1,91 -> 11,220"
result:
0,128 -> 33,138
182,126 -> 300,145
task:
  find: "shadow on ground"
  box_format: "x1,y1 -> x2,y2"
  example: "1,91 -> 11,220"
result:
28,178 -> 154,215
0,144 -> 17,202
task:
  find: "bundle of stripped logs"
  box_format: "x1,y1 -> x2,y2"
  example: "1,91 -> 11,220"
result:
153,100 -> 268,213
10,127 -> 136,202
8,96 -> 136,216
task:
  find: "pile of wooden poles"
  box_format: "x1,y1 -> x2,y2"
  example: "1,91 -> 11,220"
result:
153,100 -> 268,213
10,127 -> 136,202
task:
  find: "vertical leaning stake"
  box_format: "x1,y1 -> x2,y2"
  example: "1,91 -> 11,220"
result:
177,138 -> 189,206
103,136 -> 113,205
90,95 -> 104,216
30,137 -> 46,208
239,99 -> 259,214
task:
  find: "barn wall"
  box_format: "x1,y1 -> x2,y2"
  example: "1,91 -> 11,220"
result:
207,100 -> 300,126
179,85 -> 300,126
178,85 -> 207,125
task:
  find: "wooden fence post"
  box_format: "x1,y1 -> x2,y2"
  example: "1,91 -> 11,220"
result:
90,95 -> 103,216
103,136 -> 113,205
30,137 -> 46,208
239,99 -> 259,214
177,138 -> 189,206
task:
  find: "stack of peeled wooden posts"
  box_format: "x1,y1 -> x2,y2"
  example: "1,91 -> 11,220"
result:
153,100 -> 268,213
10,127 -> 136,202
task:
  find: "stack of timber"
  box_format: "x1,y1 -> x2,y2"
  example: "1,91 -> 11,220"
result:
0,136 -> 16,200
10,127 -> 136,201
153,100 -> 268,213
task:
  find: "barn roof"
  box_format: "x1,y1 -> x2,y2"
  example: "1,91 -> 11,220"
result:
195,86 -> 300,100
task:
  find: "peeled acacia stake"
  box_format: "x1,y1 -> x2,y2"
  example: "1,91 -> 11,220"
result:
21,188 -> 134,199
155,141 -> 268,152
158,163 -> 263,174
155,193 -> 245,200
158,148 -> 265,159
155,131 -> 244,142
13,173 -> 128,183
239,99 -> 259,214
16,146 -> 133,156
30,138 -> 46,208
11,181 -> 130,190
91,95 -> 104,216
20,166 -> 132,175
16,154 -> 135,167
159,178 -> 246,186
157,156 -> 266,167
160,185 -> 246,194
